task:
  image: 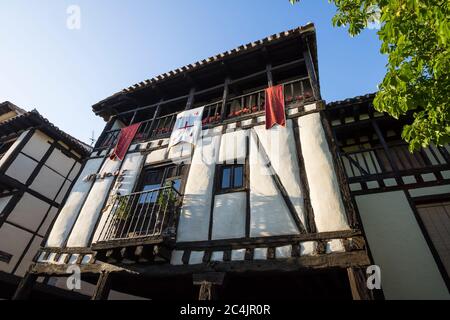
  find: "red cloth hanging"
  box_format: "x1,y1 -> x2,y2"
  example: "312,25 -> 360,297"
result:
110,123 -> 141,161
265,84 -> 286,129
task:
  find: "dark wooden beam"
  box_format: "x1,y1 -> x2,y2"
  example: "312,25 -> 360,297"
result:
220,77 -> 231,120
250,129 -> 306,233
91,271 -> 112,300
292,120 -> 317,233
302,37 -> 321,100
185,87 -> 196,110
371,119 -> 400,174
347,267 -> 375,300
30,250 -> 370,279
266,64 -> 273,87
12,272 -> 38,300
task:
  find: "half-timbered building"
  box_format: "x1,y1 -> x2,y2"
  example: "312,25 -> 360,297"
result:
0,101 -> 91,299
14,23 -> 377,300
325,94 -> 450,299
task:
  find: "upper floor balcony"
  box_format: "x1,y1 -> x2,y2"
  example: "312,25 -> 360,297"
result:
94,77 -> 315,151
92,184 -> 182,263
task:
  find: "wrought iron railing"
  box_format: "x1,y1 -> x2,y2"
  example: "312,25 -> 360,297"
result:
341,142 -> 450,179
96,185 -> 181,244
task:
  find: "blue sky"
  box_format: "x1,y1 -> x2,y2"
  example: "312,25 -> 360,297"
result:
0,0 -> 386,144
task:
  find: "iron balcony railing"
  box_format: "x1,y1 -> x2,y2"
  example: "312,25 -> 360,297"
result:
96,185 -> 181,244
94,77 -> 314,150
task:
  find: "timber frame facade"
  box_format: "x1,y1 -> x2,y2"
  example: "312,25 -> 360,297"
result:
326,95 -> 450,299
0,102 -> 91,299
14,24 -> 377,300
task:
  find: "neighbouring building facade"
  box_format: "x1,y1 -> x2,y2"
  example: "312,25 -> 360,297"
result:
0,102 -> 91,299
12,23 -> 449,300
325,94 -> 450,299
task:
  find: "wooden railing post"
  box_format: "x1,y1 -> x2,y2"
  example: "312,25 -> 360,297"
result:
92,271 -> 112,300
193,273 -> 225,301
347,267 -> 375,300
12,272 -> 38,300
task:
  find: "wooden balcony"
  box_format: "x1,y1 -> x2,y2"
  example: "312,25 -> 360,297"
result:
92,185 -> 181,264
93,77 -> 315,151
341,141 -> 450,185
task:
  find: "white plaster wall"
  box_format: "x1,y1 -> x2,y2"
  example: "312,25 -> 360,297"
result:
111,119 -> 125,130
66,157 -> 121,247
0,130 -> 28,170
356,191 -> 450,300
92,153 -> 145,243
297,113 -> 349,232
46,158 -> 104,247
249,131 -> 299,237
7,193 -> 51,232
176,133 -> 221,242
21,130 -> 52,161
5,153 -> 37,184
45,148 -> 76,177
168,142 -> 193,161
0,223 -> 33,273
14,235 -> 43,277
219,130 -> 247,164
145,148 -> 167,164
30,165 -> 65,200
212,192 -> 246,240
253,121 -> 306,226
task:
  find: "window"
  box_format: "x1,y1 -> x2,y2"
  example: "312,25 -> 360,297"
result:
416,201 -> 450,280
0,250 -> 12,264
137,164 -> 185,203
218,164 -> 245,193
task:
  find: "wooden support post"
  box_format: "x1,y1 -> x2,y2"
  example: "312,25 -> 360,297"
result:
129,111 -> 137,125
12,272 -> 38,300
147,100 -> 164,136
185,87 -> 196,110
193,273 -> 225,301
220,77 -> 230,120
266,64 -> 273,87
92,272 -> 112,300
371,119 -> 400,174
250,129 -> 306,233
302,37 -> 321,100
347,267 -> 374,300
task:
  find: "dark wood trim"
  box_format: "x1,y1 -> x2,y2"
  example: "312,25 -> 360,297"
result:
12,272 -> 38,300
405,190 -> 450,292
115,58 -> 306,118
91,271 -> 112,300
347,267 -> 375,300
266,64 -> 273,87
245,134 -> 251,238
176,229 -> 362,250
292,119 -> 317,233
250,129 -> 306,233
185,87 -> 196,111
220,78 -> 230,121
31,250 -> 371,278
320,111 -> 359,228
302,38 -> 321,100
0,128 -> 35,176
